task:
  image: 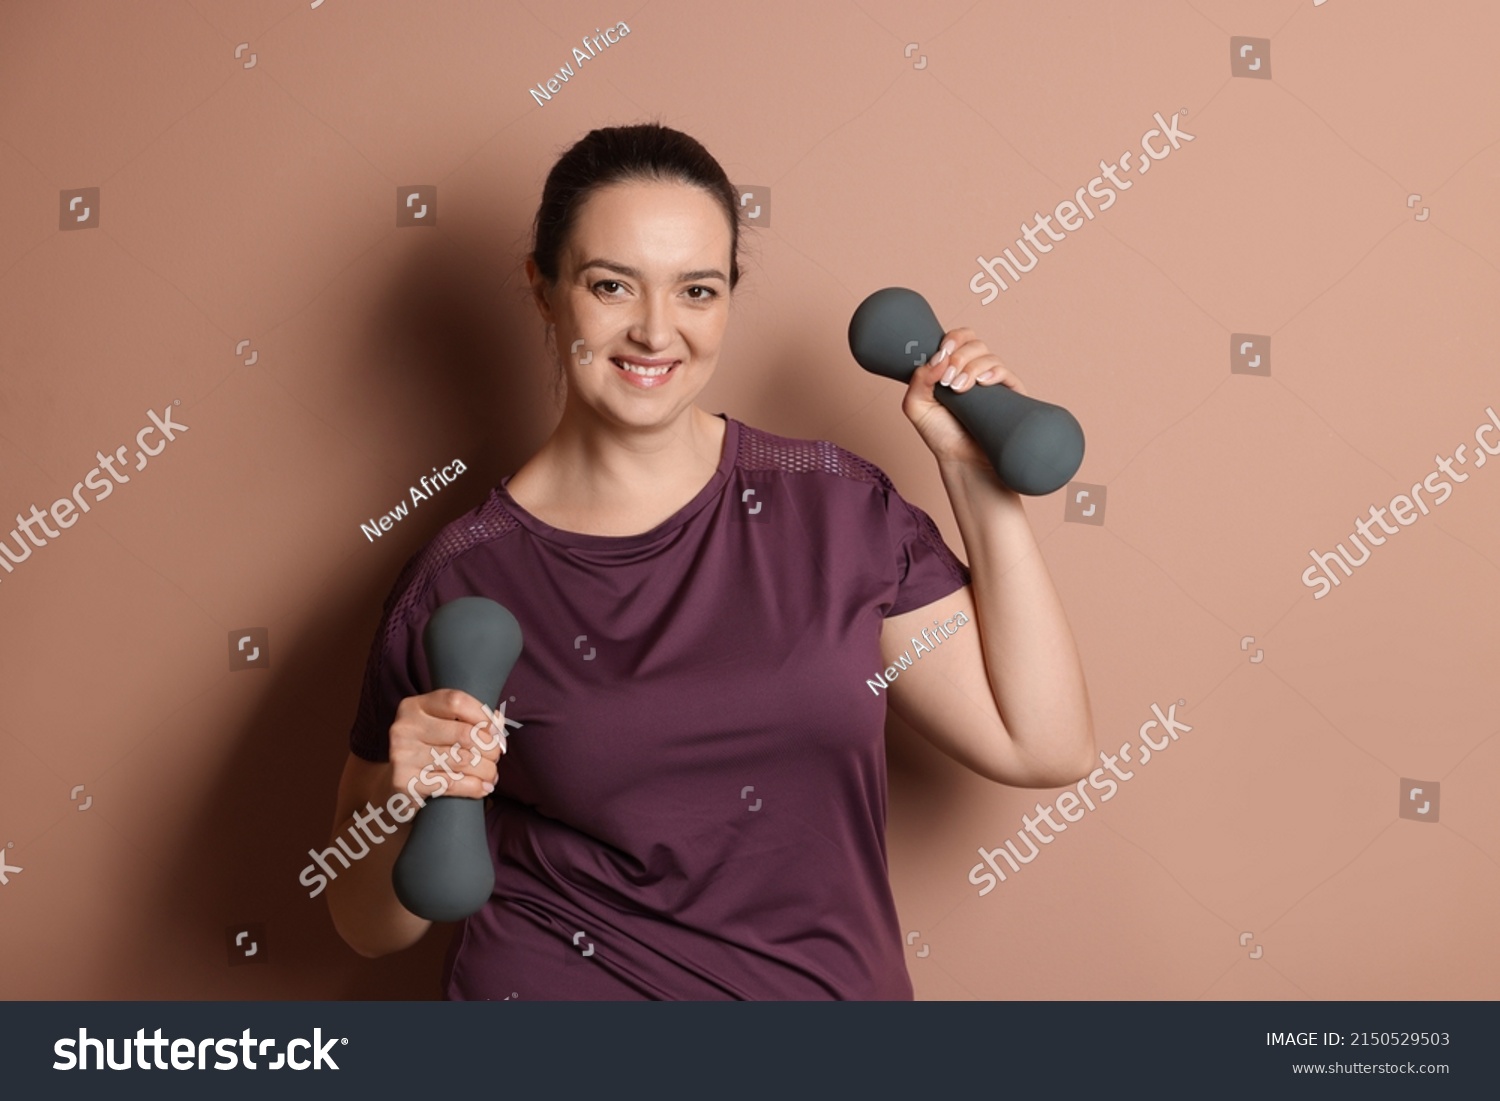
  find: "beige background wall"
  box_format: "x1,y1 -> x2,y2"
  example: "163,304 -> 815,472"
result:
1,0 -> 1497,999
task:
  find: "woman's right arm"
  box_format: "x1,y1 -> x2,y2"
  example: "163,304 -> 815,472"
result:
325,690 -> 505,957
324,753 -> 430,957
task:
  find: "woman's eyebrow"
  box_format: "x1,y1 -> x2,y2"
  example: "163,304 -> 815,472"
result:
582,258 -> 727,282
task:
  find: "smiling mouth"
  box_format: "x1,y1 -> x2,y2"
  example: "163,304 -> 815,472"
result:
611,358 -> 680,386
612,358 -> 677,376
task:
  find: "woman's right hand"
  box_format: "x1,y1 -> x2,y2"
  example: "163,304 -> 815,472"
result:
387,689 -> 508,802
327,690 -> 509,956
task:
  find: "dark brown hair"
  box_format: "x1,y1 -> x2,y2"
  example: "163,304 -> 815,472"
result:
527,119 -> 746,304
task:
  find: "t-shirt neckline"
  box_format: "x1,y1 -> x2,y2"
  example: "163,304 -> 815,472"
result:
495,413 -> 739,550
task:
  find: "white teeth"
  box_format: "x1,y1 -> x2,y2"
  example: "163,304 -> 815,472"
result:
613,359 -> 673,377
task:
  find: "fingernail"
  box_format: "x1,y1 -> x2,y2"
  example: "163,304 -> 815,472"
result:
938,340 -> 954,362
953,372 -> 969,389
974,370 -> 995,383
482,782 -> 495,794
940,364 -> 957,386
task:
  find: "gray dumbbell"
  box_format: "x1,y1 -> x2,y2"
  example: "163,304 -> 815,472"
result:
849,287 -> 1085,495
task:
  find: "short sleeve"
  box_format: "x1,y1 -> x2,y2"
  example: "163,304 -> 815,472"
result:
348,556 -> 435,763
878,475 -> 972,617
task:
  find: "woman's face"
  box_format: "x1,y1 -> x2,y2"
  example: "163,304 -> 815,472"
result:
529,179 -> 732,430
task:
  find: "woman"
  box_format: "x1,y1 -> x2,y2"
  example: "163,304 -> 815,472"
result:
326,121 -> 1095,1000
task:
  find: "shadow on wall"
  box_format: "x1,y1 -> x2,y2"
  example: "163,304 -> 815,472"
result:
103,231 -> 552,999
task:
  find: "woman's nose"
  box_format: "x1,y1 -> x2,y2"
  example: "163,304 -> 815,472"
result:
627,295 -> 674,348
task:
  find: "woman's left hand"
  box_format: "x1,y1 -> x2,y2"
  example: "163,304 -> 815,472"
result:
902,327 -> 1028,468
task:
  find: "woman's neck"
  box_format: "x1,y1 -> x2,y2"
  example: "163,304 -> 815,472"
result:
508,404 -> 727,536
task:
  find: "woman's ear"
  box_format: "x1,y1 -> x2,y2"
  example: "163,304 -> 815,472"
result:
523,256 -> 555,325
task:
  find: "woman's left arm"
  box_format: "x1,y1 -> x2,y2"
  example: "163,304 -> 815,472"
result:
879,327 -> 1096,789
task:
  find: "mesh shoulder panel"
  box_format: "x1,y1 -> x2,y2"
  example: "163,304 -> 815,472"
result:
733,421 -> 960,568
736,421 -> 890,484
352,491 -> 520,745
385,490 -> 519,627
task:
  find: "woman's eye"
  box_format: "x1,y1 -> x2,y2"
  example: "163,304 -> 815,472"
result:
592,281 -> 717,300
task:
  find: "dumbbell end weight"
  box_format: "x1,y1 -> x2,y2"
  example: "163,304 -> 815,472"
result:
392,796 -> 495,923
932,383 -> 1085,496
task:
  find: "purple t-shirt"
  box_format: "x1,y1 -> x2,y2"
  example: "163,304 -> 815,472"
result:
348,414 -> 971,1000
